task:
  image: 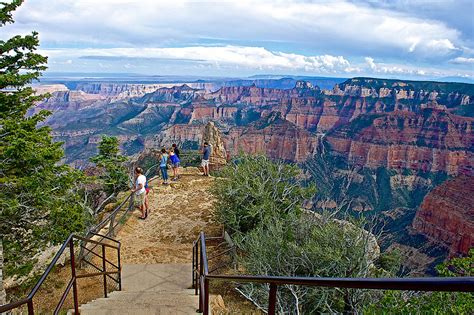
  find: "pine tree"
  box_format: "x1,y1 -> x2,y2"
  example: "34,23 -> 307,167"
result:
0,0 -> 88,279
89,135 -> 129,214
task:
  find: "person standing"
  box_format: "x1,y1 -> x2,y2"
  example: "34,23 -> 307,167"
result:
202,142 -> 211,176
131,167 -> 147,219
169,148 -> 181,181
172,143 -> 180,159
160,148 -> 169,184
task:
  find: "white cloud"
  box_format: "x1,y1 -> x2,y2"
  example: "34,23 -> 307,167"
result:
361,56 -> 466,77
365,57 -> 377,71
3,0 -> 468,61
39,46 -> 352,73
450,57 -> 474,65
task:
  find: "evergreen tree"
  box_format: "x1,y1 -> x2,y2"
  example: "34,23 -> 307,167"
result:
89,135 -> 129,213
0,0 -> 88,278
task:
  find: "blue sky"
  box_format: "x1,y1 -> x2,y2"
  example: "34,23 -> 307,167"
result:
2,0 -> 473,80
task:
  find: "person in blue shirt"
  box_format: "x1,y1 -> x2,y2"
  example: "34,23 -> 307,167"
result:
172,143 -> 180,159
201,142 -> 211,176
159,148 -> 169,185
169,148 -> 181,181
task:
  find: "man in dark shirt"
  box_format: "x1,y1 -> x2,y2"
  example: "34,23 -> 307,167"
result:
172,143 -> 180,159
202,142 -> 211,176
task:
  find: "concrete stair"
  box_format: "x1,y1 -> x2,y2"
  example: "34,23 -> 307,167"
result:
77,264 -> 199,314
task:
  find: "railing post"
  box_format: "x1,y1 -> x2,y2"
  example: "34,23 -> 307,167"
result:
27,299 -> 34,314
203,278 -> 210,315
194,243 -> 199,296
108,213 -> 115,237
69,239 -> 79,315
102,244 -> 107,298
198,242 -> 203,313
117,245 -> 122,291
128,194 -> 134,213
268,283 -> 278,315
192,242 -> 195,289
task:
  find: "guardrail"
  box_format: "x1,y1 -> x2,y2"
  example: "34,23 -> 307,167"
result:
1,192 -> 134,314
192,232 -> 474,314
0,233 -> 121,315
77,193 -> 133,263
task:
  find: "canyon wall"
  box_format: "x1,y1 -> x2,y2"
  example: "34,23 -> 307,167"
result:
412,175 -> 474,256
37,78 -> 474,176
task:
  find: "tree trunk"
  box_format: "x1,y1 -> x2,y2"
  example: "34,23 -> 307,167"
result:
0,239 -> 6,305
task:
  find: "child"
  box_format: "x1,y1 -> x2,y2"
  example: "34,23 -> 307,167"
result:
159,148 -> 169,184
169,148 -> 181,181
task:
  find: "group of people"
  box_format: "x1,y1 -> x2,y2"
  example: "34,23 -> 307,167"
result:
131,142 -> 212,220
158,143 -> 181,185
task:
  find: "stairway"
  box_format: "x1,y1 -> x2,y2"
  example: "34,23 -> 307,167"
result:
78,264 -> 199,314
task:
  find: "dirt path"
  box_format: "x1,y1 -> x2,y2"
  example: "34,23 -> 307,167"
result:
117,167 -> 222,264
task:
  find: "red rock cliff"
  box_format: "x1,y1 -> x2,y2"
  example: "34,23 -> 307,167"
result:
326,109 -> 474,175
412,175 -> 474,256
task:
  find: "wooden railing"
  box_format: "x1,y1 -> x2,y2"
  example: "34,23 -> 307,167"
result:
192,232 -> 474,314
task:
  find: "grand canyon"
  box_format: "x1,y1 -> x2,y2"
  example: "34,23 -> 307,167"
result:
34,76 -> 473,272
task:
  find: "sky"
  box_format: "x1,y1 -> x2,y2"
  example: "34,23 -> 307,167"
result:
2,0 -> 474,80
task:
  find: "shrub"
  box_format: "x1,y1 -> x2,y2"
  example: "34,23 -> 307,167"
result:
212,154 -> 315,243
239,213 -> 381,313
363,249 -> 474,314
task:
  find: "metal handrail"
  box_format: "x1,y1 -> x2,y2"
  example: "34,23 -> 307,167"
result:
0,233 -> 122,314
192,232 -> 474,315
89,193 -> 133,233
77,192 -> 133,263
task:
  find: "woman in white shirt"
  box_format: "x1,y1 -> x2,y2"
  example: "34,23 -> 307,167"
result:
131,167 -> 147,219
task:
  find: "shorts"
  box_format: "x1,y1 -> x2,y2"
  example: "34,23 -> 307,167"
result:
134,193 -> 145,206
201,159 -> 209,167
145,187 -> 150,194
172,162 -> 180,168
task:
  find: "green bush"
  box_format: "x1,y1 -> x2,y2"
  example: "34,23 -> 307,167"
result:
212,154 -> 315,242
363,249 -> 474,314
239,213 -> 382,313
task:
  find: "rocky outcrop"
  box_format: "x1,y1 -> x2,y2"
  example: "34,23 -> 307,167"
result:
202,122 -> 227,168
412,175 -> 474,256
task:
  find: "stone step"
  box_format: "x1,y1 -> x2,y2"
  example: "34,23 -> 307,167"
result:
79,306 -> 197,315
121,264 -> 192,292
76,264 -> 199,315
80,291 -> 197,307
79,292 -> 198,314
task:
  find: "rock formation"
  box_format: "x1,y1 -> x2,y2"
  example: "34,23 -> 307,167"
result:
202,122 -> 227,169
224,112 -> 318,162
35,78 -> 473,175
412,175 -> 474,256
326,110 -> 474,175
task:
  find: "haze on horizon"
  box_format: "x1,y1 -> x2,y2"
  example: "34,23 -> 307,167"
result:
2,0 -> 474,81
